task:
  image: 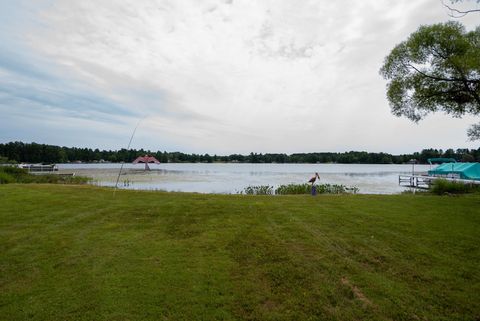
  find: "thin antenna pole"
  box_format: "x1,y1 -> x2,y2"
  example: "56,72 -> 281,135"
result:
114,118 -> 144,196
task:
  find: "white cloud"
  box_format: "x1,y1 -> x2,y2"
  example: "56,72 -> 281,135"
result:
1,0 -> 479,153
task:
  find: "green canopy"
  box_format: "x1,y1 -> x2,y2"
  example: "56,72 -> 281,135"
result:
428,162 -> 480,180
427,158 -> 456,164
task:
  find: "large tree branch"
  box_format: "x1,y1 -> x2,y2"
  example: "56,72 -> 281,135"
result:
406,61 -> 480,107
431,47 -> 449,61
442,0 -> 480,17
406,63 -> 480,83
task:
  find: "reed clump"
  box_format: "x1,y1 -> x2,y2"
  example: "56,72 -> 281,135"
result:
275,183 -> 358,195
242,185 -> 274,195
240,183 -> 359,195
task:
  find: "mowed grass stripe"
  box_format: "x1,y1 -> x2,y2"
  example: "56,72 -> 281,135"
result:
0,185 -> 479,321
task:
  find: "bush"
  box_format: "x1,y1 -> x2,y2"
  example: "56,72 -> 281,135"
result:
275,184 -> 311,195
431,179 -> 480,195
0,166 -> 28,177
240,183 -> 359,195
0,172 -> 15,184
0,166 -> 89,185
17,174 -> 90,184
401,189 -> 428,195
242,185 -> 274,195
275,183 -> 358,195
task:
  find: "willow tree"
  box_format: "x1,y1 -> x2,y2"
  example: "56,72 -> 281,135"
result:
380,21 -> 480,140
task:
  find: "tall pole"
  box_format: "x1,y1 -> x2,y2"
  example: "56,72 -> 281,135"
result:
114,118 -> 144,196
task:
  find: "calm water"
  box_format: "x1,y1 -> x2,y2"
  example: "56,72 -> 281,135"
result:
58,163 -> 432,194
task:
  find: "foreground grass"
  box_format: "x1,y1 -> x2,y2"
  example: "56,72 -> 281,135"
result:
0,185 -> 479,321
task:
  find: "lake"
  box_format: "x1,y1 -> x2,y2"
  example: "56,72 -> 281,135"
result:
57,163 -> 432,194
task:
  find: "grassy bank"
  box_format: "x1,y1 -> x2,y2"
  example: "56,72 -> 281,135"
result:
0,166 -> 89,184
0,185 -> 479,320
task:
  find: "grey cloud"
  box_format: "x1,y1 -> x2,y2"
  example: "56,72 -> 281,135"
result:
61,57 -> 220,124
1,0 -> 478,153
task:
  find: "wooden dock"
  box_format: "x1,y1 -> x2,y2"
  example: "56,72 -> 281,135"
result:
399,175 -> 480,189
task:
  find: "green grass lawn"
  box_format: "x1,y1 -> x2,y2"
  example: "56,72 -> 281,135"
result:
0,185 -> 479,321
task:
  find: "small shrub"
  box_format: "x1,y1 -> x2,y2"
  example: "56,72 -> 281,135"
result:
431,179 -> 480,195
316,184 -> 352,194
19,174 -> 90,184
242,185 -> 274,195
275,184 -> 311,195
0,172 -> 15,184
274,183 -> 359,195
0,166 -> 28,177
401,189 -> 428,195
0,166 -> 89,185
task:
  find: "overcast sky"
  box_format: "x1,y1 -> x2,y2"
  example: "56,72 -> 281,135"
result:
0,0 -> 479,154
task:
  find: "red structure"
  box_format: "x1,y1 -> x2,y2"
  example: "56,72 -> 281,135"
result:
132,155 -> 160,170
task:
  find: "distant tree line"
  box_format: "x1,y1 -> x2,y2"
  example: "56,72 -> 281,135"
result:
0,141 -> 479,164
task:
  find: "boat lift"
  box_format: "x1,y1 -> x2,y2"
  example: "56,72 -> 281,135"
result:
399,174 -> 480,189
399,158 -> 480,189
